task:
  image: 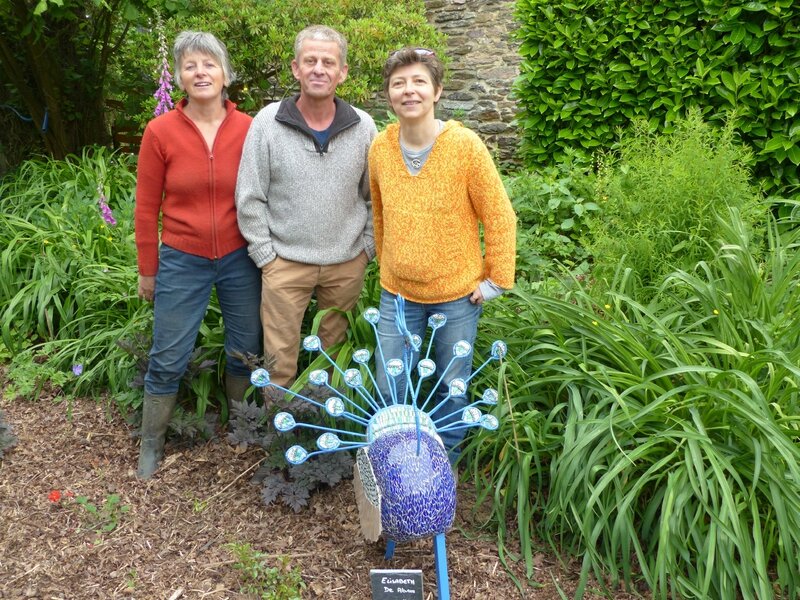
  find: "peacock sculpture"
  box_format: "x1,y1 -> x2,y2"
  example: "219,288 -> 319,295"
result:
249,295 -> 507,599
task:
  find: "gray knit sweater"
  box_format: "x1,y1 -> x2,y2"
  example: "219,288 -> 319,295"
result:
235,96 -> 377,268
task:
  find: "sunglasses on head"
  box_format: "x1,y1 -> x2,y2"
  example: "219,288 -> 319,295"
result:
389,47 -> 435,59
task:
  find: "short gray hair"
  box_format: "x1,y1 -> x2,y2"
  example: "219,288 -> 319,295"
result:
173,31 -> 235,89
293,25 -> 348,65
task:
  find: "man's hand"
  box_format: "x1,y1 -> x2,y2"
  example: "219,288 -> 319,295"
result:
138,275 -> 156,302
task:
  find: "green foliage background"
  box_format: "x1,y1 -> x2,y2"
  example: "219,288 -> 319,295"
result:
514,0 -> 800,194
469,201 -> 800,599
114,0 -> 443,128
587,108 -> 767,293
3,2 -> 800,595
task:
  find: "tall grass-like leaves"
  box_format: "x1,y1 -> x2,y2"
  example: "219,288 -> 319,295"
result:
471,205 -> 800,598
0,148 -> 153,401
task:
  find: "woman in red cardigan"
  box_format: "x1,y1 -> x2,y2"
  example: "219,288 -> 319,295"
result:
134,31 -> 261,479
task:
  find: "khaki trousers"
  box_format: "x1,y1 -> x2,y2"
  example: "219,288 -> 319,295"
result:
260,252 -> 368,386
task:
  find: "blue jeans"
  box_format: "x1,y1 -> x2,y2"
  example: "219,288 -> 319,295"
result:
145,245 -> 262,395
374,290 -> 482,454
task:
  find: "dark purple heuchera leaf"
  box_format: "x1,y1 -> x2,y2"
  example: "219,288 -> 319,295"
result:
228,379 -> 355,511
0,411 -> 16,459
281,485 -> 311,513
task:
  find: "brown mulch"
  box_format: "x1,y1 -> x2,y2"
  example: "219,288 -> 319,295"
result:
0,390 -> 644,599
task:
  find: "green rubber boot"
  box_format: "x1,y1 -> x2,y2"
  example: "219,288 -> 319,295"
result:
225,373 -> 252,413
137,392 -> 177,479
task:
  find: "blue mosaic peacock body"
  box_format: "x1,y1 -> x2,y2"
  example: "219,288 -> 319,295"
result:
249,296 -> 506,544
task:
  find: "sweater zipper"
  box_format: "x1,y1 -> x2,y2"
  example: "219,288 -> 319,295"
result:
209,151 -> 218,258
208,114 -> 230,260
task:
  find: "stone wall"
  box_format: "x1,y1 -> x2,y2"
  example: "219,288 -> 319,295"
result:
423,0 -> 520,164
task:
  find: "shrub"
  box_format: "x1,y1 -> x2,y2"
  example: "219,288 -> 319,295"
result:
467,203 -> 800,598
586,109 -> 766,298
504,151 -> 598,285
514,0 -> 800,194
112,0 -> 444,128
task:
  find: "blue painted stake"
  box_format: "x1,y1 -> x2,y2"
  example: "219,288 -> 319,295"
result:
385,536 -> 450,599
384,539 -> 396,560
433,533 -> 450,600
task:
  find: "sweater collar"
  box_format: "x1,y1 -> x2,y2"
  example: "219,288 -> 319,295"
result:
386,119 -> 460,142
176,97 -> 237,116
276,95 -> 361,154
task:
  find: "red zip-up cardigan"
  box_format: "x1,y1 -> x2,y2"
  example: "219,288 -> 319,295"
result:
135,99 -> 253,276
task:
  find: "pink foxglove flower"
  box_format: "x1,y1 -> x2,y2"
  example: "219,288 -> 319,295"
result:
154,57 -> 174,117
97,184 -> 117,227
153,14 -> 174,117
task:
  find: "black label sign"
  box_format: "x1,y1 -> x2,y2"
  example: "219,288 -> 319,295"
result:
370,569 -> 424,599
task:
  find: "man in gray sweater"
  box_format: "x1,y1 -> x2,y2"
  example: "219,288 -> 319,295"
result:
236,25 -> 377,387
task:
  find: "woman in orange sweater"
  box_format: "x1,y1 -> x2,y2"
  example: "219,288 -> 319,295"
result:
134,31 -> 261,479
368,48 -> 516,458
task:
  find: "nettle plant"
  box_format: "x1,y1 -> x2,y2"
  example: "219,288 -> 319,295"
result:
504,151 -> 599,285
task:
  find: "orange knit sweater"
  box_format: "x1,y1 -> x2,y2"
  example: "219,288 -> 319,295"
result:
368,121 -> 516,303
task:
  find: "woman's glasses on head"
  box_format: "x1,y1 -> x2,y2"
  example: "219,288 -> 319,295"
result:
389,47 -> 436,59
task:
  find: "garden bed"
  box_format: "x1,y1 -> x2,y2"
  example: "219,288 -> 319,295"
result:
0,390 -> 646,599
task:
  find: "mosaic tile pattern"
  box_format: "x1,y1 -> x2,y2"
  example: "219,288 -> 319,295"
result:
356,447 -> 381,509
367,429 -> 456,543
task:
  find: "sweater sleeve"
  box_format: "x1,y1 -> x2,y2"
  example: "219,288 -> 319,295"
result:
361,120 -> 378,260
466,136 -> 517,289
235,113 -> 275,267
134,125 -> 166,276
368,141 -> 384,266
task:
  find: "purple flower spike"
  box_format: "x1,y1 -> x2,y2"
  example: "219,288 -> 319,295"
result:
97,184 -> 117,227
153,15 -> 174,117
153,58 -> 174,117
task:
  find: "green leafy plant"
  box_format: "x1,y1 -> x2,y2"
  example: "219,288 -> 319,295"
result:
587,109 -> 767,298
124,569 -> 137,591
504,150 -> 598,284
514,0 -> 800,194
3,345 -> 72,401
467,202 -> 800,599
73,493 -> 131,533
49,489 -> 131,534
227,542 -> 305,600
